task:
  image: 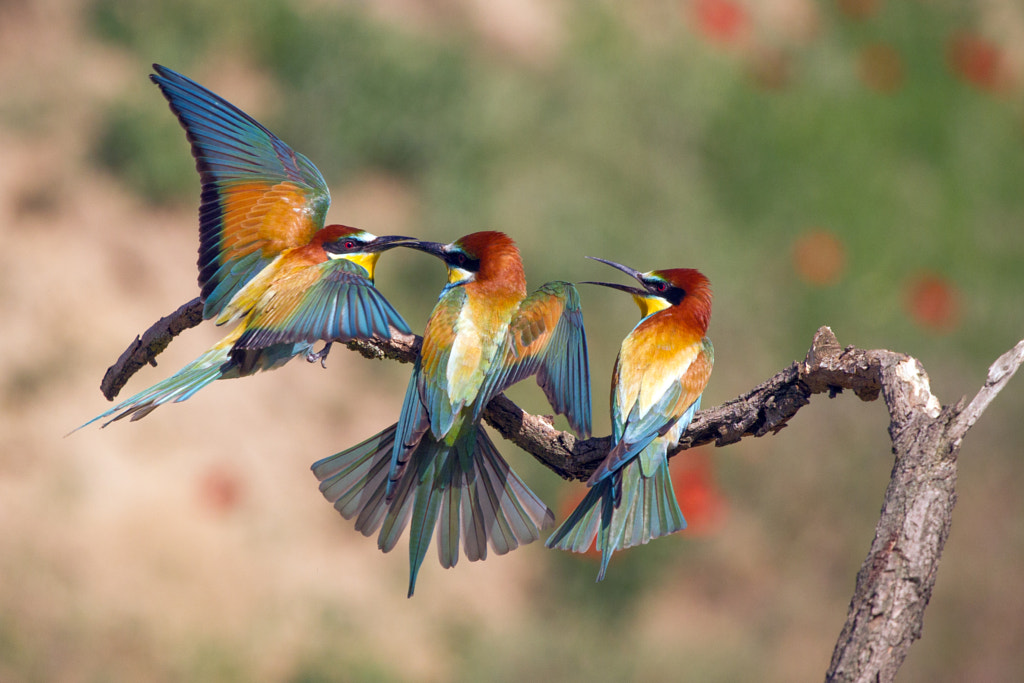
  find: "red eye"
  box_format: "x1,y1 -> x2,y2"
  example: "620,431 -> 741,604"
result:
655,281 -> 669,292
344,240 -> 357,250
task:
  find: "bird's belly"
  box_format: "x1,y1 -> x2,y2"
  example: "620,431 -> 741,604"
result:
445,303 -> 504,407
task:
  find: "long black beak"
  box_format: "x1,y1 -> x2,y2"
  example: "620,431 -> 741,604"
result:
582,256 -> 646,296
401,240 -> 448,258
365,234 -> 416,252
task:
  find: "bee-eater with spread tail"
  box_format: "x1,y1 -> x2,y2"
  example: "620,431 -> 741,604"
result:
547,258 -> 713,581
312,231 -> 592,596
76,65 -> 414,429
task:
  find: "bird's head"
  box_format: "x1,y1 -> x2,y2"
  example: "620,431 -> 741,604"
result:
584,257 -> 712,331
317,225 -> 414,279
406,231 -> 525,293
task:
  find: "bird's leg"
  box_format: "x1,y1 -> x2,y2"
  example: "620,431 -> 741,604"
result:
306,342 -> 333,368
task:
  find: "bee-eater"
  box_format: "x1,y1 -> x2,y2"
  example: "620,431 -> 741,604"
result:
76,65 -> 414,429
546,258 -> 713,581
312,231 -> 592,596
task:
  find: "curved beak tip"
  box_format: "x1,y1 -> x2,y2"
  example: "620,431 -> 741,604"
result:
586,255 -> 645,284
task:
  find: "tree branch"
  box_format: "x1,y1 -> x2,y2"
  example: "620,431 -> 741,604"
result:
100,297 -> 205,400
100,303 -> 1024,683
951,339 -> 1024,449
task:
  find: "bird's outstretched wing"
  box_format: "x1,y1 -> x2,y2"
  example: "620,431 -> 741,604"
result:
474,281 -> 592,438
151,64 -> 331,319
226,258 -> 411,350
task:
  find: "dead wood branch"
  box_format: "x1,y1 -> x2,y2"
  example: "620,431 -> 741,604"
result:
100,304 -> 1024,683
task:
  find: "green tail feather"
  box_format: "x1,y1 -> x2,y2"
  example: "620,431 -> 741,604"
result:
547,458 -> 686,581
546,479 -> 615,580
73,338 -> 310,433
407,455 -> 445,597
609,459 -> 686,550
72,345 -> 230,432
312,425 -> 397,536
379,465 -> 416,553
313,424 -> 554,597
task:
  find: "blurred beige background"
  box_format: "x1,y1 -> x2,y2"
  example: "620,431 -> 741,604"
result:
3,0 -> 1024,680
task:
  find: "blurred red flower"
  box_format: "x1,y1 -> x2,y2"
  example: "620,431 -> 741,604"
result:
197,463 -> 245,515
792,229 -> 847,287
905,271 -> 961,333
691,0 -> 750,46
673,448 -> 728,537
947,31 -> 1011,93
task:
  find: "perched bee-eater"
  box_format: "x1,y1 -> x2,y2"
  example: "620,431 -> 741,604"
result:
547,258 -> 713,581
77,65 -> 413,429
313,231 -> 592,596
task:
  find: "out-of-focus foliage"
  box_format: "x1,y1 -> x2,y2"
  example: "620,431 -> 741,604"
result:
87,0 -> 1024,368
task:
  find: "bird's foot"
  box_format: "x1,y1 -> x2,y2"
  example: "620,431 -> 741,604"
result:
306,342 -> 333,368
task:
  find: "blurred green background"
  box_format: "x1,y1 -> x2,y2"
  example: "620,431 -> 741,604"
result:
3,0 -> 1024,680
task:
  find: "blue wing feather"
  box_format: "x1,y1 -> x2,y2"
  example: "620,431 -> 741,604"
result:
472,281 -> 591,438
232,259 -> 410,350
150,64 -> 330,318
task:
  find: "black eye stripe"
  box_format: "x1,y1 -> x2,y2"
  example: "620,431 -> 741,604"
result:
643,279 -> 684,305
324,237 -> 366,254
447,251 -> 480,272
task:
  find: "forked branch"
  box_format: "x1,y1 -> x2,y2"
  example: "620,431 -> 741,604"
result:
99,302 -> 1024,683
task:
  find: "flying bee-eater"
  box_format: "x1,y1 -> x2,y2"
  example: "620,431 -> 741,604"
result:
76,65 -> 414,429
547,257 -> 713,581
312,231 -> 592,596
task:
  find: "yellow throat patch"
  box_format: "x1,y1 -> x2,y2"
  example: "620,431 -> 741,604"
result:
344,251 -> 382,280
632,293 -> 672,318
